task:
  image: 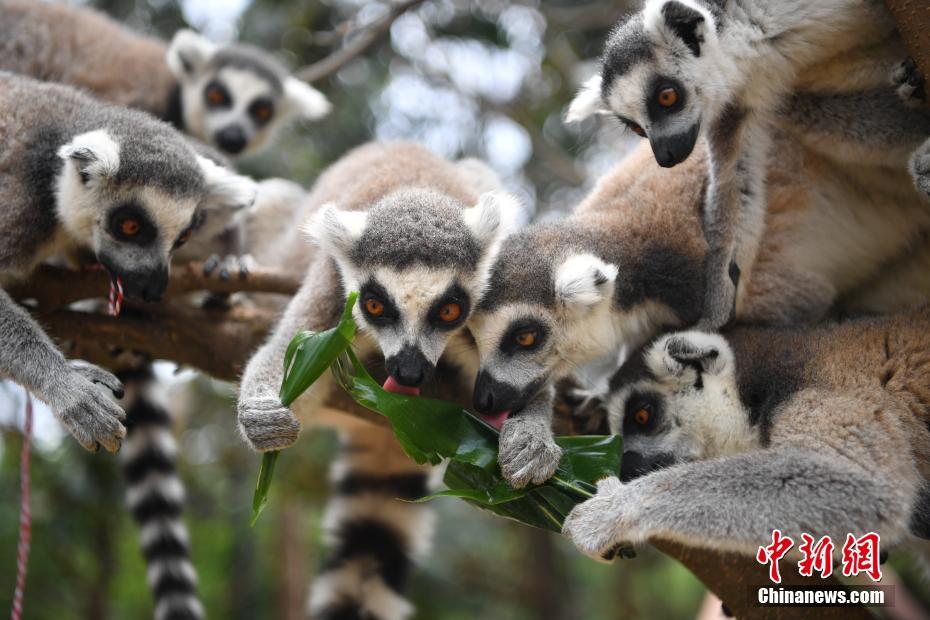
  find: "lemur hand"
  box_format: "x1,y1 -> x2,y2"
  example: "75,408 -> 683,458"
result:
203,253 -> 255,281
498,414 -> 563,488
55,361 -> 127,452
563,477 -> 646,562
892,58 -> 926,108
911,137 -> 930,200
238,396 -> 301,451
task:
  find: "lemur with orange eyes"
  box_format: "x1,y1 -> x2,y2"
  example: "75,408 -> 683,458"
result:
0,0 -> 330,158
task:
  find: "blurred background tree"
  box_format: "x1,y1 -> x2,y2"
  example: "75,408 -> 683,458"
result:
1,1 -> 928,619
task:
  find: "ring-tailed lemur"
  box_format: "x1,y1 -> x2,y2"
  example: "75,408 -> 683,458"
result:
563,308 -> 930,560
566,0 -> 929,329
237,142 -> 528,620
0,0 -> 330,157
470,101 -> 930,489
0,71 -> 256,453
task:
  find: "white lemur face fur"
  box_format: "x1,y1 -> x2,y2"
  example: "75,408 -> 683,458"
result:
167,30 -> 331,157
566,0 -> 723,168
311,189 -> 522,392
56,129 -> 257,301
606,330 -> 756,481
471,253 -> 623,425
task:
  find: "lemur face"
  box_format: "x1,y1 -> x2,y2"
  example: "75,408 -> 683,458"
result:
167,30 -> 330,157
56,130 -> 257,301
312,190 -> 519,394
607,331 -> 754,481
566,1 -> 718,168
470,253 -> 619,429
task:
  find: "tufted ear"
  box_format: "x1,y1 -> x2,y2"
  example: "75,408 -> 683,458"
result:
464,191 -> 531,250
57,129 -> 121,185
554,254 -> 619,314
197,155 -> 258,212
646,0 -> 712,57
565,75 -> 610,123
282,77 -> 332,121
167,29 -> 216,79
307,203 -> 368,259
661,332 -> 730,376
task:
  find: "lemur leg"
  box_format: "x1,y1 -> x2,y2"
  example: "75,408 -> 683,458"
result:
0,287 -> 126,452
308,423 -> 435,620
700,107 -> 771,330
498,386 -> 563,489
892,57 -> 926,109
563,447 -> 914,560
238,258 -> 344,451
910,137 -> 930,200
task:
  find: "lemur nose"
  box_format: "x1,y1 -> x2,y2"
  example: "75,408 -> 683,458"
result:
386,346 -> 432,388
215,125 -> 247,155
473,371 -> 495,414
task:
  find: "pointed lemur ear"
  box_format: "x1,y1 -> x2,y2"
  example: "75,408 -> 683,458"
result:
308,203 -> 368,258
464,191 -> 529,248
663,332 -> 729,376
167,29 -> 216,79
282,77 -> 332,120
657,0 -> 709,56
197,155 -> 258,212
57,129 -> 121,185
555,254 -> 619,313
565,75 -> 609,123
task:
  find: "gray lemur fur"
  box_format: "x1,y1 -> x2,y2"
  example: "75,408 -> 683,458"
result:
564,308 -> 930,560
0,0 -> 330,157
0,72 -> 256,452
567,0 -> 929,330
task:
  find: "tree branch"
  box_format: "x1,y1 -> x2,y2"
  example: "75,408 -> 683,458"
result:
296,0 -> 428,84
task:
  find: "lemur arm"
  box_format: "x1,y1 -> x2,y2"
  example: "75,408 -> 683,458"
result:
498,386 -> 563,488
237,257 -> 343,451
0,287 -> 126,452
563,445 -> 913,560
700,110 -> 772,329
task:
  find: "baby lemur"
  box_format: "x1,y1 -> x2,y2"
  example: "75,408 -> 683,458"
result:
0,0 -> 330,157
563,308 -> 930,560
0,71 -> 255,453
567,0 -> 930,329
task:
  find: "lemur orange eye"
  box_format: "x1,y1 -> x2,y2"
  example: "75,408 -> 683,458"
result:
635,408 -> 651,425
438,303 -> 461,323
121,219 -> 141,237
628,122 -> 646,137
365,298 -> 384,317
254,104 -> 271,120
206,86 -> 227,107
177,228 -> 192,246
515,330 -> 537,348
657,87 -> 679,108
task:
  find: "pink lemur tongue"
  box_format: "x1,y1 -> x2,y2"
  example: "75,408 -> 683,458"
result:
478,410 -> 511,431
382,376 -> 421,397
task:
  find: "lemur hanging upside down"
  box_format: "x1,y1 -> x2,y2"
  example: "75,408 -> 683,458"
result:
566,0 -> 930,329
563,307 -> 930,560
0,0 -> 330,157
237,142 -> 527,620
0,71 -> 256,453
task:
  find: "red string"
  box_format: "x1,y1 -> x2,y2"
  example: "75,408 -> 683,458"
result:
10,392 -> 32,620
108,277 -> 124,317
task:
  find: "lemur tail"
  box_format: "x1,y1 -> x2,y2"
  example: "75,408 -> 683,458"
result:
119,368 -> 205,620
308,422 -> 436,620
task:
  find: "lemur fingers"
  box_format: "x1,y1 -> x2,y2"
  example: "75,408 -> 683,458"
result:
68,360 -> 125,399
563,476 -> 645,562
237,396 -> 301,451
203,254 -> 254,281
910,137 -> 930,200
892,58 -> 926,108
498,415 -> 563,489
57,379 -> 127,453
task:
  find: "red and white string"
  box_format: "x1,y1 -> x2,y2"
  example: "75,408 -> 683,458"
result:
10,392 -> 32,620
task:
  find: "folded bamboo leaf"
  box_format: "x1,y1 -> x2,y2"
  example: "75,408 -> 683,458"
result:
250,450 -> 280,527
256,292 -> 623,531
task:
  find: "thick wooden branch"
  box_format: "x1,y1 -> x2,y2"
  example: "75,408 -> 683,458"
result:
885,0 -> 930,110
296,0 -> 428,83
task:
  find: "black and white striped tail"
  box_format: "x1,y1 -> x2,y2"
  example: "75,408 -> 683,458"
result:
308,428 -> 435,620
120,369 -> 204,620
